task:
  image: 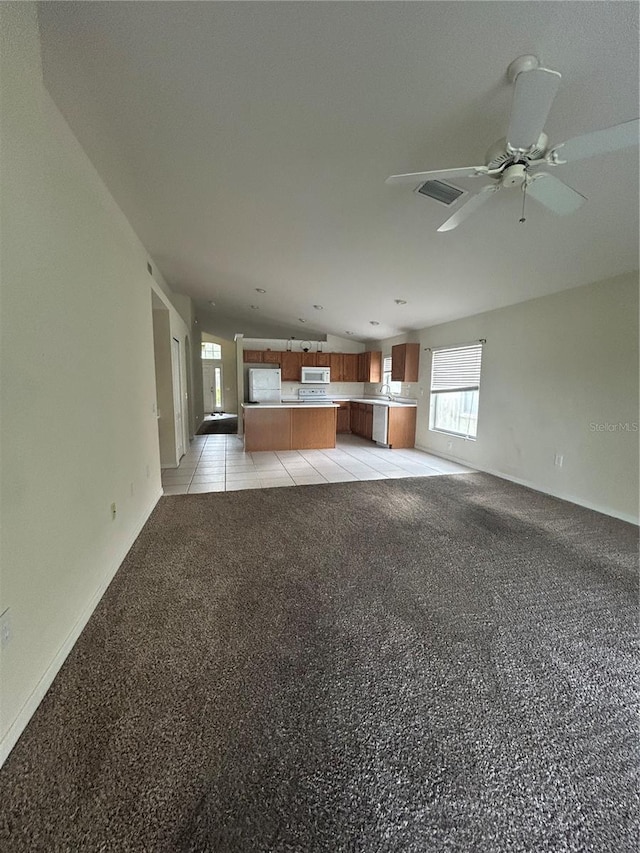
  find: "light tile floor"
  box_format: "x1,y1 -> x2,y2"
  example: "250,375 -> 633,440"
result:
162,434 -> 474,495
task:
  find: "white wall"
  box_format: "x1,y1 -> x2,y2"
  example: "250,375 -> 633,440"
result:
412,273 -> 639,523
0,4 -> 192,763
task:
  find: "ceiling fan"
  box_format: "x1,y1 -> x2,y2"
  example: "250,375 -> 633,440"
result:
386,55 -> 639,232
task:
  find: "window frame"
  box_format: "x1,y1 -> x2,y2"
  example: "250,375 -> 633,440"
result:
429,343 -> 483,440
201,341 -> 222,360
382,356 -> 402,394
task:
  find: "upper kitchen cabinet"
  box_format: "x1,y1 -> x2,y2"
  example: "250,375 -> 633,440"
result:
300,352 -> 317,366
243,350 -> 264,363
329,353 -> 344,382
358,351 -> 382,383
262,350 -> 281,364
391,343 -> 420,382
316,353 -> 331,367
280,351 -> 302,381
343,353 -> 359,382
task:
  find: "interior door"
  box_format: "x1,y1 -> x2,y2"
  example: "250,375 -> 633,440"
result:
171,337 -> 185,460
202,361 -> 216,413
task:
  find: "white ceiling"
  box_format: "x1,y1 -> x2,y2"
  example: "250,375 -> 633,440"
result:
38,1 -> 639,341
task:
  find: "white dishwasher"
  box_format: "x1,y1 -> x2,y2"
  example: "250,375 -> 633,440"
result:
372,405 -> 388,446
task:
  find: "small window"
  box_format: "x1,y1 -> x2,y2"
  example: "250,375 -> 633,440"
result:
201,342 -> 222,360
382,357 -> 401,394
429,343 -> 483,439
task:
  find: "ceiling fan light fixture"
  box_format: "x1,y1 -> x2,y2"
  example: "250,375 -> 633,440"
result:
394,299 -> 407,305
298,318 -> 307,323
250,305 -> 259,309
255,288 -> 266,293
369,321 -> 380,326
313,304 -> 323,310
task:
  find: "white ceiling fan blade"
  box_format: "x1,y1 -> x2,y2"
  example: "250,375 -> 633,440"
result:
507,67 -> 561,151
527,173 -> 586,215
385,166 -> 489,185
549,119 -> 639,164
437,185 -> 499,232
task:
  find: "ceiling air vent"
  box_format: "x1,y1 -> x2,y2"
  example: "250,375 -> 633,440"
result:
417,180 -> 465,206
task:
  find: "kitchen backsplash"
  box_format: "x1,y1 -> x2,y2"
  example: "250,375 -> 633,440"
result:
281,381 -> 365,397
280,380 -> 418,400
364,381 -> 418,400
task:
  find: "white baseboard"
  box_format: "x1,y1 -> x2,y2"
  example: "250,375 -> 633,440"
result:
0,488 -> 163,768
415,444 -> 638,526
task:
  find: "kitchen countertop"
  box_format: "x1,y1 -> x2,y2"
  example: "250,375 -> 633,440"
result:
343,398 -> 417,408
243,397 -> 418,410
281,396 -> 418,408
242,402 -> 340,409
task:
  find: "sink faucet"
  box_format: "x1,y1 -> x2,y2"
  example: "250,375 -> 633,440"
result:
379,384 -> 393,400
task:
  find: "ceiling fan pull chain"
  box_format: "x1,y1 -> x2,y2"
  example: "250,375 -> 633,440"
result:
519,181 -> 527,223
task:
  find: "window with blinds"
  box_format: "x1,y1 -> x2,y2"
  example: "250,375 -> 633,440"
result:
430,343 -> 483,438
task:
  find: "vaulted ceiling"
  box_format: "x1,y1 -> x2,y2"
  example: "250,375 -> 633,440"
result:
38,1 -> 639,341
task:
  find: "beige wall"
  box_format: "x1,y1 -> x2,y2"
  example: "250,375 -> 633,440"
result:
0,4 -> 192,763
411,273 -> 638,522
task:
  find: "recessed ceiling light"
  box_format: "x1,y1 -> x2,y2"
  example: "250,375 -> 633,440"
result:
298,318 -> 307,323
313,304 -> 323,310
208,300 -> 216,306
250,305 -> 259,309
370,321 -> 380,326
255,288 -> 266,293
394,299 -> 407,305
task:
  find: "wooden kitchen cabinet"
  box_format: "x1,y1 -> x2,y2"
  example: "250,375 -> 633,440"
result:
387,406 -> 417,448
280,351 -> 302,381
300,352 -> 317,366
316,353 -> 331,367
391,343 -> 420,382
243,407 -> 291,451
330,353 -> 344,382
363,405 -> 373,440
342,353 -> 359,382
291,407 -> 337,450
243,350 -> 264,363
350,402 -> 373,439
336,401 -> 351,433
262,350 -> 282,364
358,351 -> 382,383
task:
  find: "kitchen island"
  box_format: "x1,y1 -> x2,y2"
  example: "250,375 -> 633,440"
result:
242,402 -> 339,452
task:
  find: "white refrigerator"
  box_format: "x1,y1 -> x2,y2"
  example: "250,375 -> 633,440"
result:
248,368 -> 282,404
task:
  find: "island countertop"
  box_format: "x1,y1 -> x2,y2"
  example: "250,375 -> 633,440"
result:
242,402 -> 340,409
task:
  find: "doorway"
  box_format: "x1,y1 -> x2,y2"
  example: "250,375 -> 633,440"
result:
171,337 -> 185,460
202,361 -> 223,413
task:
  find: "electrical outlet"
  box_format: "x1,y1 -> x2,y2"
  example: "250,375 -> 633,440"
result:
110,502 -> 117,520
554,454 -> 564,468
0,608 -> 12,649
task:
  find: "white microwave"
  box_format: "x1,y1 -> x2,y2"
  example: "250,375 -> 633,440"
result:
300,366 -> 330,384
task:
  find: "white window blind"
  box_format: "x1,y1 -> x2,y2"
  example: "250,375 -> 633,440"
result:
431,344 -> 483,392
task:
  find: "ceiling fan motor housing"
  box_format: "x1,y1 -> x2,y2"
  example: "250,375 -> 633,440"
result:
501,164 -> 527,187
485,133 -> 548,171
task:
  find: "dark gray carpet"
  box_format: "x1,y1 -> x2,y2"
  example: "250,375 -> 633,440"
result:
197,416 -> 238,435
0,473 -> 638,852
